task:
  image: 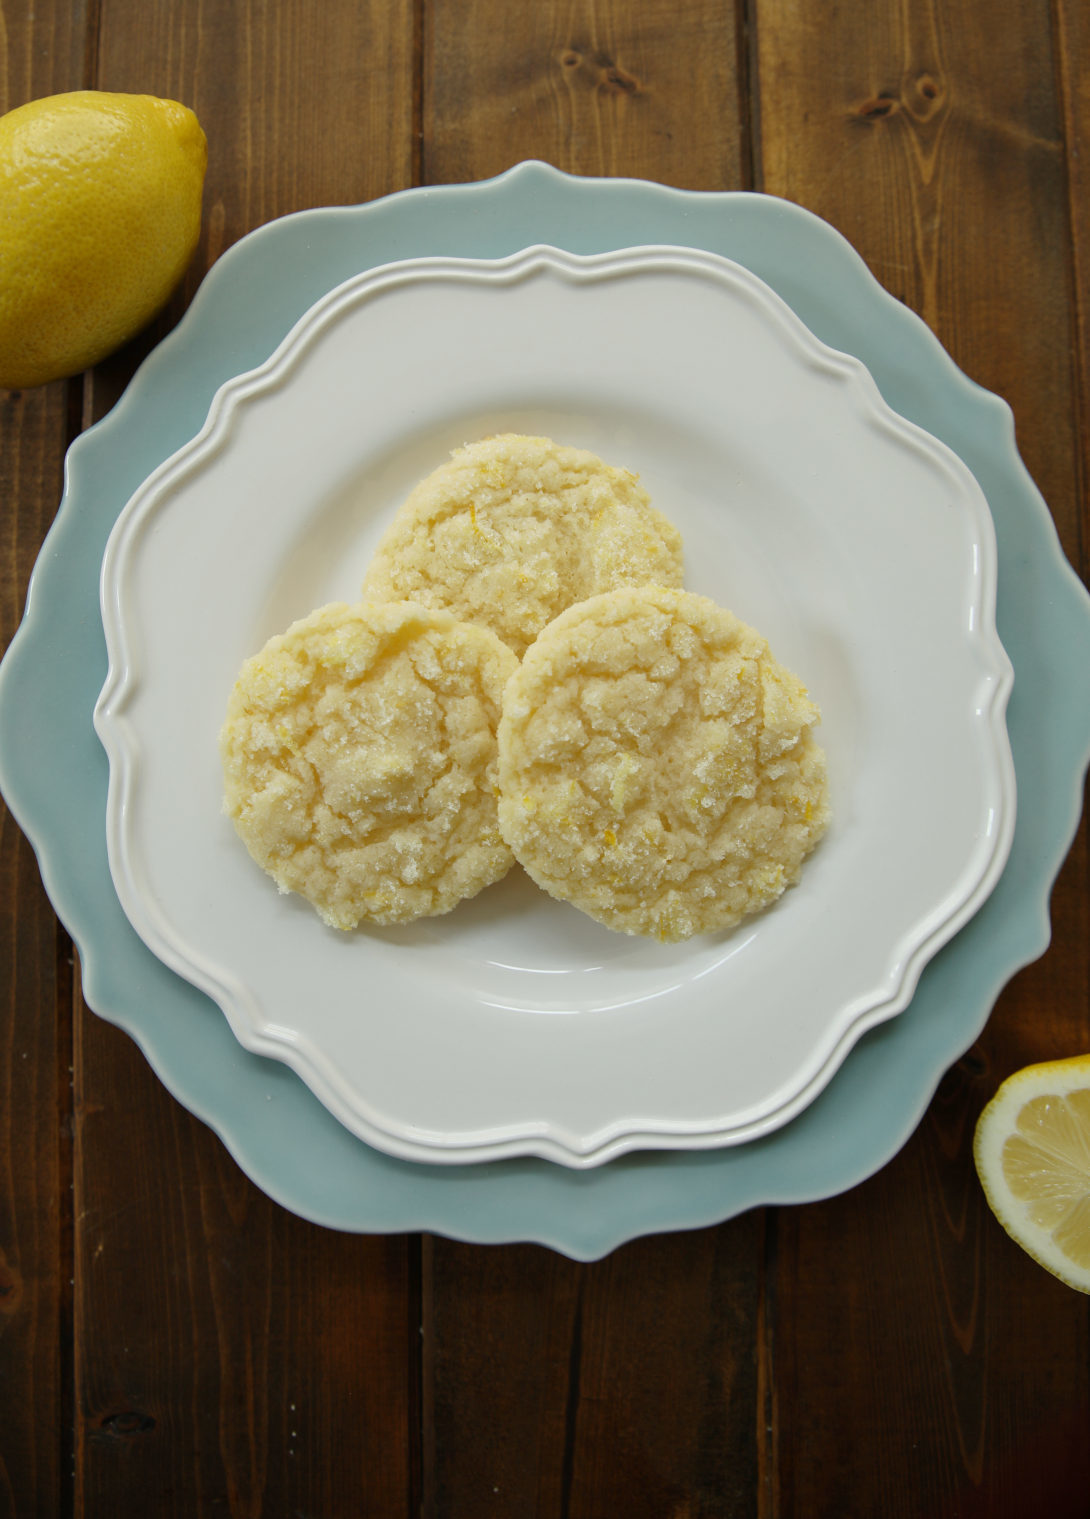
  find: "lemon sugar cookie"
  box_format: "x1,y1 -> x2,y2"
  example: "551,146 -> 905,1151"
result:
497,586 -> 830,941
361,434 -> 684,656
220,600 -> 518,928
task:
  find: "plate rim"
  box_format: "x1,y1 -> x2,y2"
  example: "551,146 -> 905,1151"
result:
93,239 -> 1016,1167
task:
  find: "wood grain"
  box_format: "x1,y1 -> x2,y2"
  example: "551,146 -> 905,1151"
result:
772,1069 -> 1090,1519
755,0 -> 1080,554
85,0 -> 419,423
424,0 -> 744,188
0,9 -> 92,1514
0,389 -> 73,1516
424,1225 -> 764,1518
93,0 -> 416,251
754,0 -> 1090,1514
72,1016 -> 415,1518
1055,0 -> 1089,574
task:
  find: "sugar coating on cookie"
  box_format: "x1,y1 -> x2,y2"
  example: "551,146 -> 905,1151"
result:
361,434 -> 684,656
220,601 -> 518,928
497,586 -> 830,941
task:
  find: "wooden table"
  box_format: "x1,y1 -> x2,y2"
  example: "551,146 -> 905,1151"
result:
3,2 -> 1088,1514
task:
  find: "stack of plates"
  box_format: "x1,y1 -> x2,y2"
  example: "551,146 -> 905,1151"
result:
2,164 -> 1088,1258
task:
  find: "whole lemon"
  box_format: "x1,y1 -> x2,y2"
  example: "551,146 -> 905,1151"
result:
0,91 -> 207,389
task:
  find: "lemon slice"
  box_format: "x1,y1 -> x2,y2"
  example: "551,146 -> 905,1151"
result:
973,1055 -> 1090,1293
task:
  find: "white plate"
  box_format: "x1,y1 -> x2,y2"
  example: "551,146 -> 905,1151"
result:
94,244 -> 1015,1168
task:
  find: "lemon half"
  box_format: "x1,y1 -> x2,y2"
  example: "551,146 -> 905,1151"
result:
974,1054 -> 1090,1294
0,90 -> 207,388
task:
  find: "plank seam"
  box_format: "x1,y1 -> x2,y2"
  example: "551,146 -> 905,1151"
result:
756,1207 -> 778,1519
57,368 -> 87,1519
413,0 -> 426,187
1048,0 -> 1088,579
737,0 -> 762,192
55,925 -> 75,1519
419,1233 -> 435,1519
409,1232 -> 425,1519
558,1277 -> 585,1519
81,0 -> 102,92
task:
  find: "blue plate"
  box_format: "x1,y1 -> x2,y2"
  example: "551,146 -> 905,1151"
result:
2,163 -> 1089,1260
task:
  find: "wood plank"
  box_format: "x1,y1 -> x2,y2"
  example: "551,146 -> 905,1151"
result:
0,389 -> 74,1519
87,0 -> 420,420
753,0 -> 1090,1513
754,0 -> 1080,559
69,2 -> 420,1514
773,1088 -> 1090,1518
1,16 -> 93,1519
1055,0 -> 1089,572
425,1225 -> 764,1517
73,1015 -> 415,1517
420,5 -> 764,1514
95,0 -> 414,247
424,0 -> 745,188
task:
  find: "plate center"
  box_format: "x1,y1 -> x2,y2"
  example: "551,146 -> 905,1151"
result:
361,865 -> 763,1015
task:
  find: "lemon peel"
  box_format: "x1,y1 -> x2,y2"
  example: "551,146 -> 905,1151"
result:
974,1054 -> 1090,1294
0,90 -> 207,388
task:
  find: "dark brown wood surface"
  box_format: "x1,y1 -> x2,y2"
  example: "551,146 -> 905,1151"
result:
2,1 -> 1087,1514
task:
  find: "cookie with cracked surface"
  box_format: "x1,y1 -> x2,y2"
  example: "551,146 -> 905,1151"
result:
361,434 -> 684,656
497,586 -> 830,941
220,600 -> 518,928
